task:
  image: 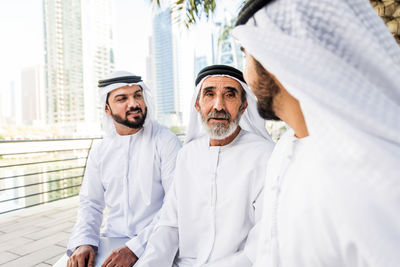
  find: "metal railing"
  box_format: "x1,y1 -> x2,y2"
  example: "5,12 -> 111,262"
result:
0,137 -> 102,214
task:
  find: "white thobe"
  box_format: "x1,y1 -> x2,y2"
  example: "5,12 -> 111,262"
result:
136,129 -> 274,267
67,128 -> 182,257
254,128 -> 400,267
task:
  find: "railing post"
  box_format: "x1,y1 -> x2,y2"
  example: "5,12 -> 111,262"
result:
0,137 -> 101,214
82,138 -> 95,181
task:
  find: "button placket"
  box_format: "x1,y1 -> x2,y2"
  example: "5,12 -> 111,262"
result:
270,138 -> 296,267
202,146 -> 220,263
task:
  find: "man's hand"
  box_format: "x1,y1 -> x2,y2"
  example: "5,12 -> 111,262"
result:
101,246 -> 138,267
67,245 -> 95,267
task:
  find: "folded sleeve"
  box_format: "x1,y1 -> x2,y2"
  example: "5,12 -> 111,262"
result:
125,210 -> 161,258
126,130 -> 182,258
135,181 -> 180,267
67,145 -> 105,256
158,130 -> 182,193
125,131 -> 181,258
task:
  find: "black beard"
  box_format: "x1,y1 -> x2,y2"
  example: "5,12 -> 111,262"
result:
111,106 -> 147,129
252,59 -> 281,121
256,94 -> 280,121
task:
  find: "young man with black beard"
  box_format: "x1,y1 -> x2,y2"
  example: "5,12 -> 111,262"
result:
233,0 -> 400,266
65,71 -> 182,267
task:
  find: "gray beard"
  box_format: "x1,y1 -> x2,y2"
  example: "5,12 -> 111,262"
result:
201,110 -> 241,140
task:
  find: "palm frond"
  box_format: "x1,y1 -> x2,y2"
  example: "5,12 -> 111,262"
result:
171,0 -> 217,28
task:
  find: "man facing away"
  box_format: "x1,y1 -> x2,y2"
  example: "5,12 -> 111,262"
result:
135,65 -> 275,267
66,71 -> 182,267
232,0 -> 400,266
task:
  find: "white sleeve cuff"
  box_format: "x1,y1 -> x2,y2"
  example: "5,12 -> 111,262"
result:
67,238 -> 99,256
125,238 -> 146,258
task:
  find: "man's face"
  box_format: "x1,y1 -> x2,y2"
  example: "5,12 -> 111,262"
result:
243,50 -> 281,121
105,85 -> 147,129
195,76 -> 248,140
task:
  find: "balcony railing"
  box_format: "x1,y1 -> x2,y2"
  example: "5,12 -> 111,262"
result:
0,137 -> 102,214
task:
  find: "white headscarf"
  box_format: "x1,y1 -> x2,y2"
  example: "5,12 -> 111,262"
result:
232,0 -> 400,147
185,74 -> 272,144
233,1 -> 400,261
99,70 -> 163,205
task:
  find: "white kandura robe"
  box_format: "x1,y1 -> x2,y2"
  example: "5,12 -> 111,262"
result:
232,0 -> 400,266
255,127 -> 400,267
136,129 -> 274,267
67,127 -> 181,257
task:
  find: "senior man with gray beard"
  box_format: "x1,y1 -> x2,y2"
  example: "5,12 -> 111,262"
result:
135,65 -> 275,267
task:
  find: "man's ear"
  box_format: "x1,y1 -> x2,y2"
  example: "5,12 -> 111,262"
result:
240,100 -> 248,114
195,101 -> 200,112
105,104 -> 111,116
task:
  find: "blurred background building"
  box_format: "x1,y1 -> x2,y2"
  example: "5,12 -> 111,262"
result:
43,0 -> 114,136
20,65 -> 45,126
0,0 -> 245,139
151,7 -> 183,127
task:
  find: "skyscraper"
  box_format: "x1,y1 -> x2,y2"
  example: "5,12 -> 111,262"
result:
215,24 -> 243,70
0,81 -> 18,126
194,55 -> 208,77
146,36 -> 155,99
81,0 -> 114,130
20,65 -> 45,125
43,0 -> 114,133
43,0 -> 84,125
152,8 -> 182,127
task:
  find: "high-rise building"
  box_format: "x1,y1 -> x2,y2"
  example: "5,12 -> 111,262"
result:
43,0 -> 114,133
0,81 -> 18,126
152,8 -> 182,127
43,0 -> 84,125
215,24 -> 243,70
191,20 -> 243,74
194,55 -> 208,77
81,0 -> 114,130
146,36 -> 155,100
20,65 -> 45,125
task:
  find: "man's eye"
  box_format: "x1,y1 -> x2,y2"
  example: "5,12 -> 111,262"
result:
205,92 -> 214,97
135,94 -> 143,99
116,97 -> 126,102
226,93 -> 235,98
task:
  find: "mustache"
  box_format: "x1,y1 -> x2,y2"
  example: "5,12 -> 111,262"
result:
207,109 -> 231,123
126,107 -> 142,116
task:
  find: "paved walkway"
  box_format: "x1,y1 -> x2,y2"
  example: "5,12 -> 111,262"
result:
0,197 -> 79,267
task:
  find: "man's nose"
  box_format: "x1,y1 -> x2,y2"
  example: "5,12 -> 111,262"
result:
127,96 -> 139,108
213,94 -> 225,111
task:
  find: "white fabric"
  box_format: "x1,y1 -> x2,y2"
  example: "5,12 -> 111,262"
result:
67,70 -> 182,257
232,0 -> 400,266
136,130 -> 275,267
55,237 -> 129,267
185,75 -> 272,144
99,70 -> 159,205
67,128 -> 181,257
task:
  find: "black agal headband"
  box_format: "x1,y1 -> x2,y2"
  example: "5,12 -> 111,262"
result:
195,65 -> 246,86
235,0 -> 275,27
98,75 -> 142,88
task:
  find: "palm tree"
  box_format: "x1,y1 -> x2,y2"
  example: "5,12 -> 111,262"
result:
150,0 -> 399,45
150,0 -> 216,28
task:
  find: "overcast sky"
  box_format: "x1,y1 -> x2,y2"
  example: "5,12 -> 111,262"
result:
0,0 -> 43,87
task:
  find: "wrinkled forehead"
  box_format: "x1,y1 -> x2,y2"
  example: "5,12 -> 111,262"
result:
200,75 -> 243,91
